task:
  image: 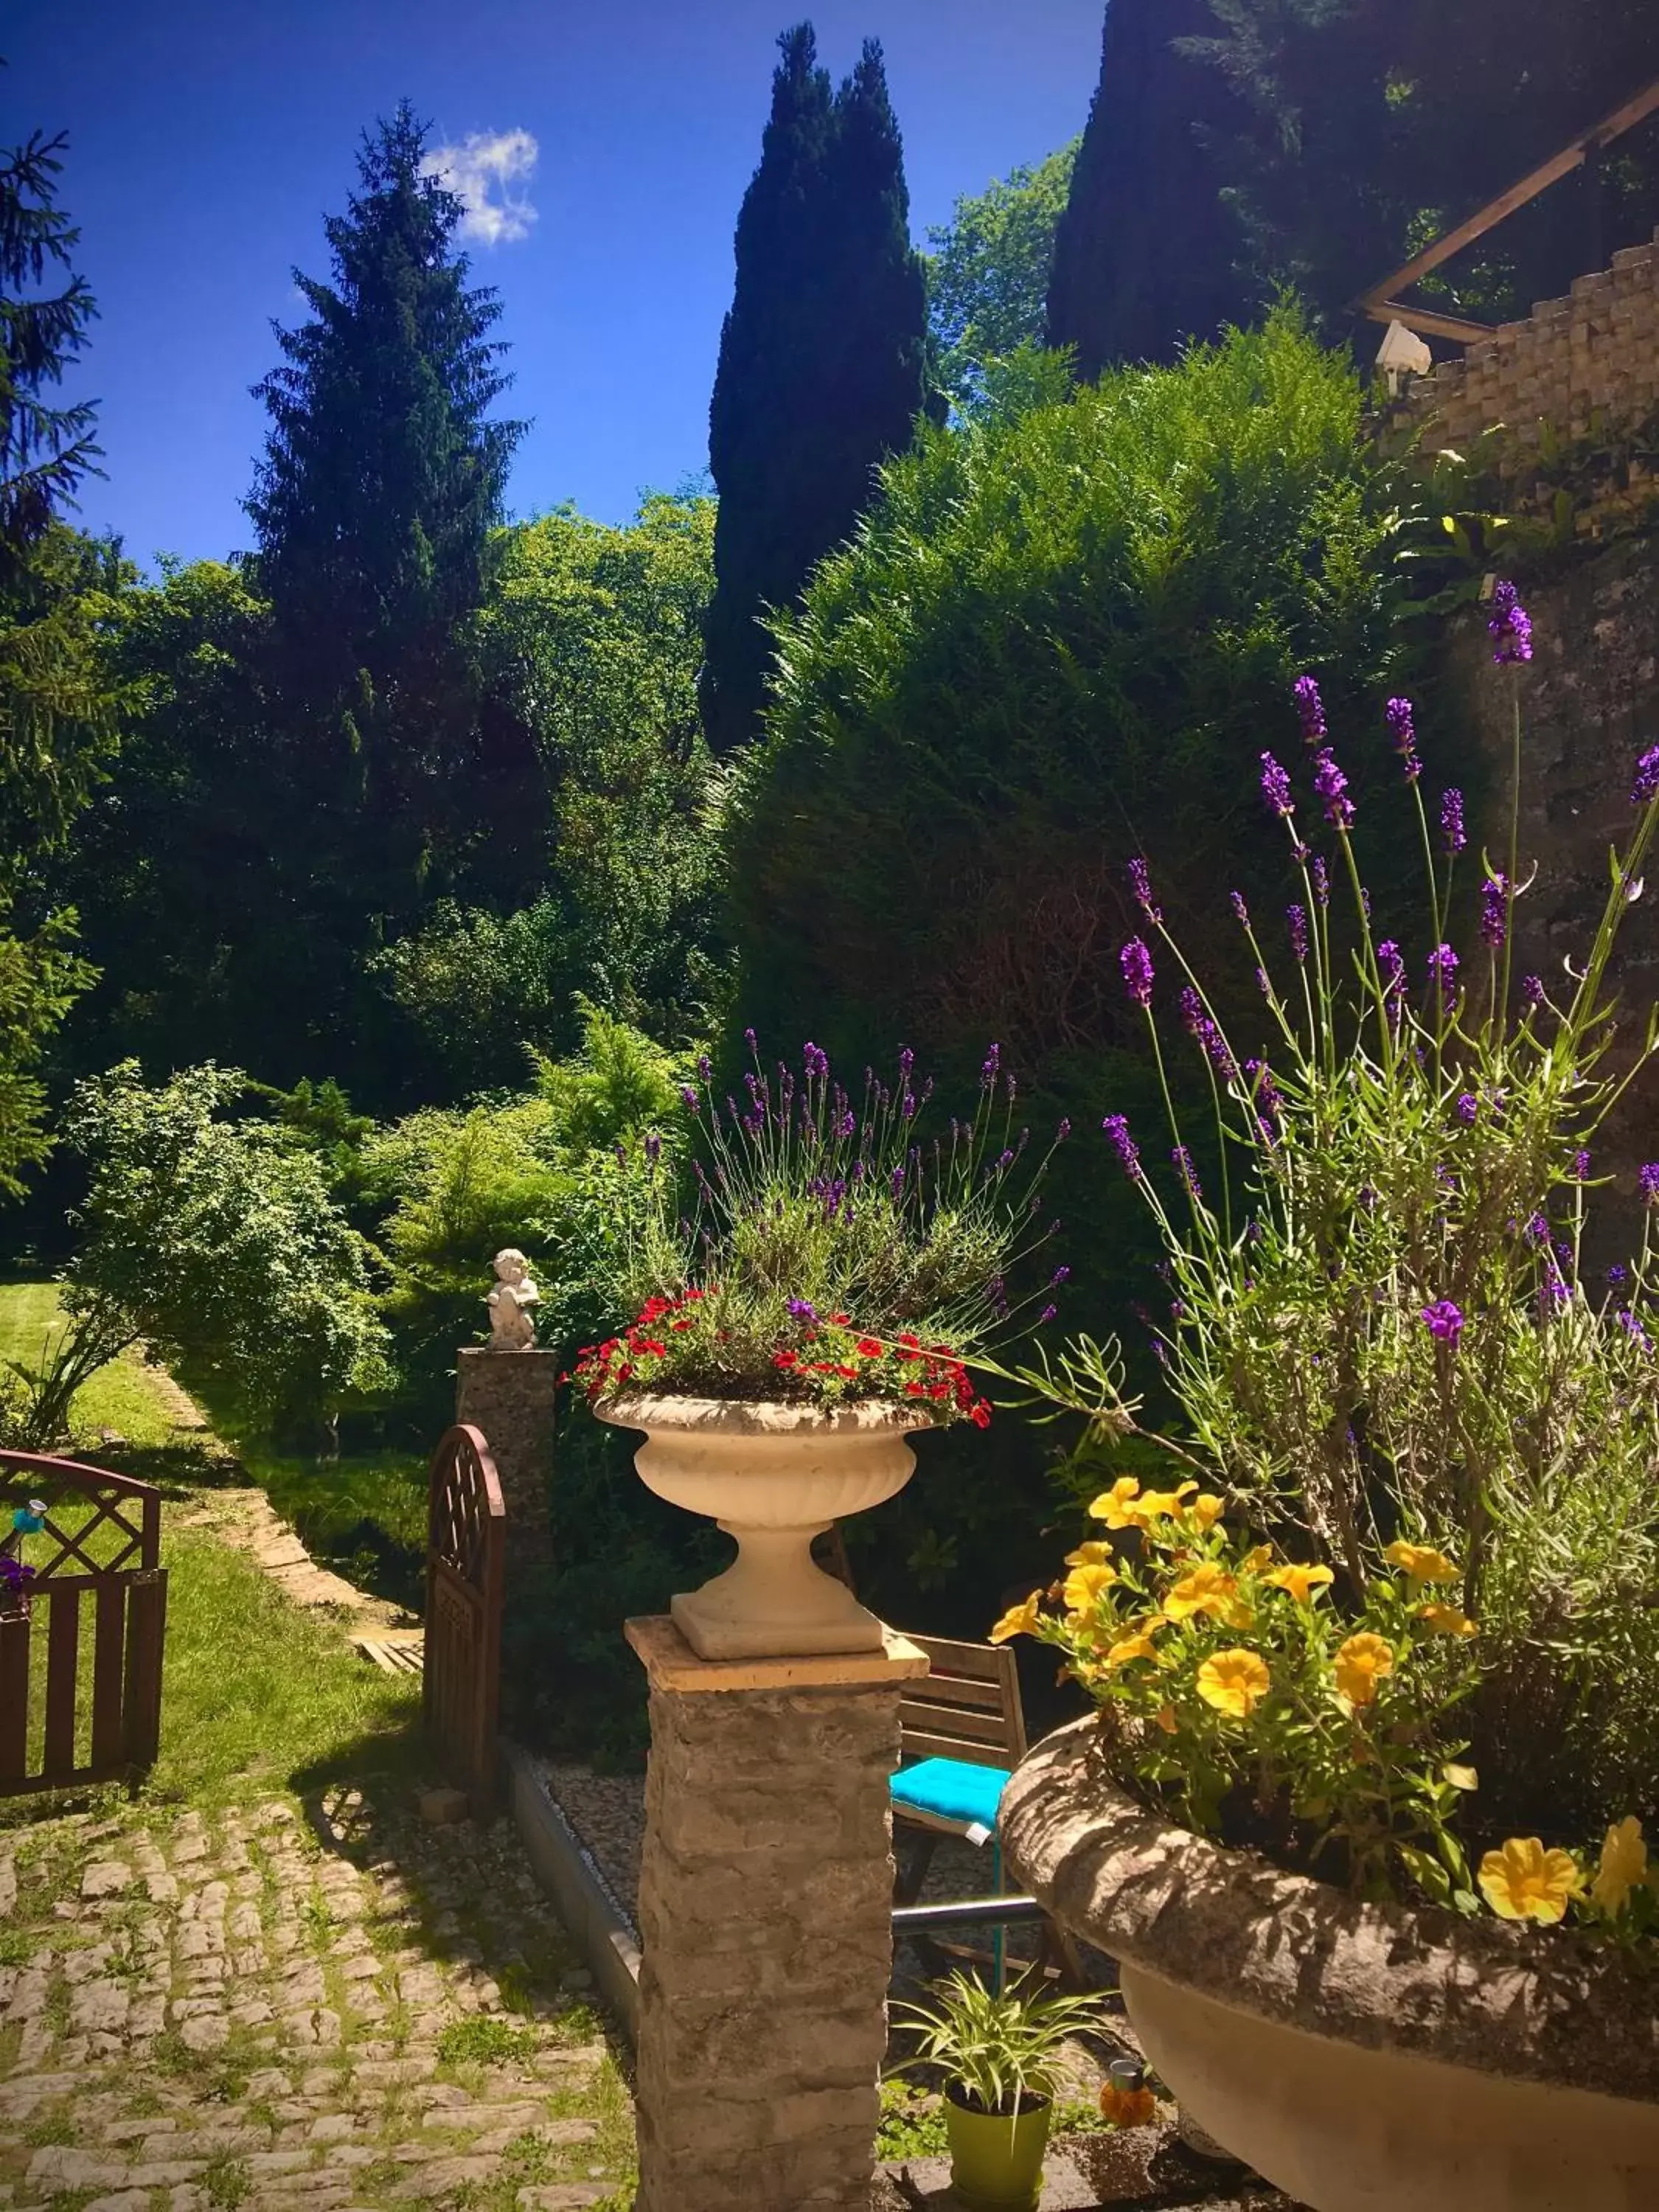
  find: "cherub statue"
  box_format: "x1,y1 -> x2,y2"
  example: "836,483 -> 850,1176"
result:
487,1248 -> 540,1350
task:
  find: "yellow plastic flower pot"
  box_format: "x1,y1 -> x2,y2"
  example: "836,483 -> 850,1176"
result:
943,2088 -> 1053,2211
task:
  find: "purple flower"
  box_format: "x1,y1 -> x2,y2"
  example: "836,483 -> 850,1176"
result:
1260,752 -> 1295,819
787,1298 -> 818,1324
1441,788 -> 1467,858
1572,1150 -> 1591,1181
1172,1147 -> 1203,1201
1633,748 -> 1659,807
1386,696 -> 1420,782
1287,905 -> 1310,964
1455,1093 -> 1479,1125
1427,943 -> 1461,1004
1479,874 -> 1509,950
1422,1298 -> 1464,1349
644,1132 -> 661,1163
1607,1262 -> 1630,1289
1640,1164 -> 1659,1207
836,1109 -> 856,1138
743,1026 -> 757,1049
981,1042 -> 1001,1089
1618,1308 -> 1655,1353
898,1046 -> 915,1077
890,1164 -> 905,1201
1245,1060 -> 1283,1121
1102,1113 -> 1143,1181
1293,674 -> 1327,748
1120,937 -> 1155,1008
1525,1212 -> 1550,1245
1312,855 -> 1329,909
1128,856 -> 1161,924
680,1085 -> 699,1110
1522,974 -> 1545,1009
1230,890 -> 1250,927
697,1053 -> 713,1082
1056,1118 -> 1071,1141
1313,748 -> 1354,831
0,1557 -> 34,1593
1489,580 -> 1534,666
803,1042 -> 830,1081
1377,939 -> 1405,995
1051,1266 -> 1071,1285
1039,1304 -> 1058,1325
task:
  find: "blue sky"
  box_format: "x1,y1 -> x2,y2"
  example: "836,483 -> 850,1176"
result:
7,0 -> 1102,568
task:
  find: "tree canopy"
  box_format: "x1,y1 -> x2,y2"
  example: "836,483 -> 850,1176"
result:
926,141 -> 1078,408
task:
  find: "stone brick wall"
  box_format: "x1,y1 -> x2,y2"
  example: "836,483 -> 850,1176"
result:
1397,232 -> 1659,453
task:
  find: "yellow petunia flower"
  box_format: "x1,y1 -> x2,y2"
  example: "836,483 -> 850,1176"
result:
1479,1837 -> 1584,1924
1136,1482 -> 1200,1522
1384,1540 -> 1460,1587
1590,1817 -> 1648,1916
1163,1562 -> 1241,1622
1064,1540 -> 1114,1568
1104,1629 -> 1161,1669
1243,1545 -> 1274,1571
1266,1562 -> 1335,1605
1195,1647 -> 1270,1719
1417,1601 -> 1477,1638
1088,1477 -> 1143,1526
1062,1564 -> 1119,1617
1333,1632 -> 1395,1708
989,1592 -> 1043,1645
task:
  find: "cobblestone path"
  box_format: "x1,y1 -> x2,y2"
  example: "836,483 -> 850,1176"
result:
0,1785 -> 634,2212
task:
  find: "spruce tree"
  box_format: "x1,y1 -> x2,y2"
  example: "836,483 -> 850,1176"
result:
1046,0 -> 1249,376
701,24 -> 932,757
248,102 -> 526,881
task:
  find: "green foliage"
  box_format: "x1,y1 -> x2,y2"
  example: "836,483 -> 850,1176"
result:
892,1972 -> 1112,2116
925,142 -> 1077,409
0,905 -> 94,1197
1047,0 -> 1246,375
0,124 -> 101,566
63,1062 -> 390,1433
875,2079 -> 950,2160
702,24 -> 935,754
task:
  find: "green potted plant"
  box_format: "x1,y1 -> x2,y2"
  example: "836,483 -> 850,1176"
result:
891,1970 -> 1110,2211
992,610 -> 1659,2210
569,1038 -> 1069,1657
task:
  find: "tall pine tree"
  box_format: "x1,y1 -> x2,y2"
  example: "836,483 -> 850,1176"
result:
701,24 -> 933,757
1047,0 -> 1248,377
248,103 -> 532,903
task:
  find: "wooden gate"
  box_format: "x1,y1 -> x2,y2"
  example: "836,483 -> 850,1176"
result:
423,1424 -> 506,1818
0,1451 -> 167,1798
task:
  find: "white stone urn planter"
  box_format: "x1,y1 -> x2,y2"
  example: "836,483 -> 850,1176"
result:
597,1394 -> 926,1660
1001,1717 -> 1659,2212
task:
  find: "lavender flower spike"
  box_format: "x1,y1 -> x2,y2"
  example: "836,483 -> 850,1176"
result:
1293,674 -> 1327,748
1489,580 -> 1534,666
1640,1164 -> 1659,1207
1287,905 -> 1310,964
1128,856 -> 1161,924
1422,1298 -> 1464,1349
1441,788 -> 1467,858
1386,696 -> 1420,782
1102,1113 -> 1144,1180
1522,973 -> 1545,1009
1259,752 -> 1295,819
1120,936 -> 1155,1008
1313,747 -> 1354,832
1172,1147 -> 1203,1202
1633,747 -> 1659,807
1427,943 -> 1461,1004
1229,890 -> 1250,926
1479,874 -> 1509,951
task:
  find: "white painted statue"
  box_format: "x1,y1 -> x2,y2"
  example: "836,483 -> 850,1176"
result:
487,1248 -> 540,1350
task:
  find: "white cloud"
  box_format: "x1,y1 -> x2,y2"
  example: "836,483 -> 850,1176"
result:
422,128 -> 539,246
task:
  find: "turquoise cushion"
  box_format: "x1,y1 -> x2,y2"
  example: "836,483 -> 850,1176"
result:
891,1757 -> 1009,1832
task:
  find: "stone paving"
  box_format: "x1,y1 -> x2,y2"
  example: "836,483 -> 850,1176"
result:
0,1786 -> 634,2212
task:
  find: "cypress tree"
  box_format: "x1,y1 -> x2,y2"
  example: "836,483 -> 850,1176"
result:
702,24 -> 933,757
1046,0 -> 1248,377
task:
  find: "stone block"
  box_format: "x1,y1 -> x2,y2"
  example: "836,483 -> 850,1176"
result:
455,1346 -> 557,1568
419,1786 -> 470,1826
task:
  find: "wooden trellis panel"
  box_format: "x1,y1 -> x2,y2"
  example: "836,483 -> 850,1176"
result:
422,1424 -> 506,1819
0,1450 -> 167,1798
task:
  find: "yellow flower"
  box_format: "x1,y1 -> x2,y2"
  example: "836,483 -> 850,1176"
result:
1062,1564 -> 1119,1617
1385,1540 -> 1460,1587
1163,1562 -> 1241,1622
1590,1818 -> 1648,1916
1104,1629 -> 1161,1669
1153,1703 -> 1178,1735
1195,1648 -> 1270,1719
1188,1493 -> 1225,1531
1135,1482 -> 1200,1523
1333,1632 -> 1395,1708
1064,1540 -> 1114,1568
1243,1545 -> 1274,1572
1099,2081 -> 1158,2129
1479,1837 -> 1584,1925
1266,1562 -> 1335,1605
1088,1477 -> 1144,1527
1417,1601 -> 1477,1638
989,1593 -> 1043,1645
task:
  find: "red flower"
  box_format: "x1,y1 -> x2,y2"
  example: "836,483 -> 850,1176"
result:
836,1364 -> 860,1380
830,1311 -> 852,1326
904,1380 -> 926,1398
856,1338 -> 883,1358
928,1382 -> 950,1401
671,1318 -> 693,1331
897,1332 -> 922,1351
773,1350 -> 799,1370
970,1402 -> 992,1429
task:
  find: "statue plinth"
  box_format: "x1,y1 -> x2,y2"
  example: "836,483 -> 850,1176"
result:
456,1346 -> 557,1577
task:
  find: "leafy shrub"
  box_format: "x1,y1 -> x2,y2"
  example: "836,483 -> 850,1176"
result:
64,1062 -> 389,1438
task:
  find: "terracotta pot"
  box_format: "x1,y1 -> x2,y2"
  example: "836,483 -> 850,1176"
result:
942,2087 -> 1052,2211
1001,1718 -> 1659,2212
597,1394 -> 925,1659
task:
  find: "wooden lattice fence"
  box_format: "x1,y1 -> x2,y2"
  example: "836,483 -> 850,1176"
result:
0,1451 -> 167,1796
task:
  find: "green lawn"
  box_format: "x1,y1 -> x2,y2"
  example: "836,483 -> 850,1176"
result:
0,1278 -> 182,1450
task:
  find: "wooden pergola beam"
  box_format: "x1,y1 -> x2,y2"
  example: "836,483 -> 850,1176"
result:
1355,74 -> 1659,339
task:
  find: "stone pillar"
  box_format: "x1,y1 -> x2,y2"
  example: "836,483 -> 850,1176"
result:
625,1615 -> 928,2212
455,1347 -> 557,1576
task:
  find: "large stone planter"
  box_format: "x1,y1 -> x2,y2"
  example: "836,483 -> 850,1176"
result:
1001,1718 -> 1659,2212
597,1394 -> 925,1660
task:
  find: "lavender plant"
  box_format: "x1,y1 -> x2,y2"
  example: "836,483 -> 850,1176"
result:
1005,586 -> 1659,1897
571,1036 -> 1071,1422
